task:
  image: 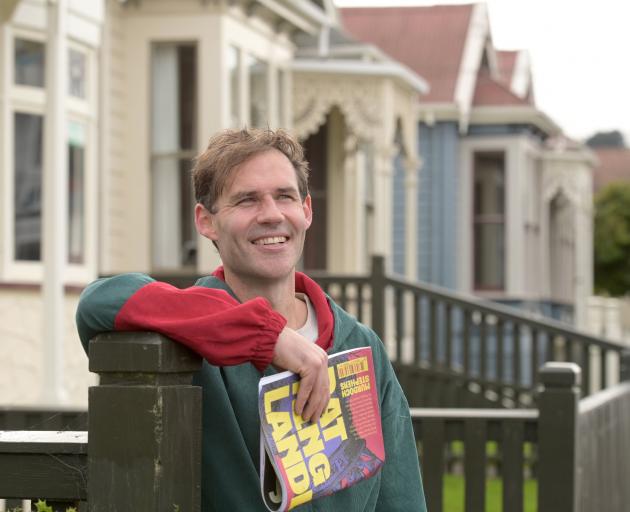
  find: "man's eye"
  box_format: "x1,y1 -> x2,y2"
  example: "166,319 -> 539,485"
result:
278,194 -> 295,201
236,197 -> 256,206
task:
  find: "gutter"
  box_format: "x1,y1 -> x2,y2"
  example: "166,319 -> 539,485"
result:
291,59 -> 430,95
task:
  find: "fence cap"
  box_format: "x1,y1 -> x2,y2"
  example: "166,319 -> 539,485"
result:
539,362 -> 582,388
89,332 -> 201,374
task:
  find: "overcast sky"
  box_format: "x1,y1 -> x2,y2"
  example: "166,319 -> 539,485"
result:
334,0 -> 630,143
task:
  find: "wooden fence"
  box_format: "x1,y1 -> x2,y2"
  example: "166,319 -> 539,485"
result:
1,333 -> 202,512
310,256 -> 628,407
2,333 -> 629,511
413,354 -> 630,512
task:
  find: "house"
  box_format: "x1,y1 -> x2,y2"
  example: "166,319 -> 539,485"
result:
591,146 -> 630,193
0,0 -> 427,406
341,3 -> 595,327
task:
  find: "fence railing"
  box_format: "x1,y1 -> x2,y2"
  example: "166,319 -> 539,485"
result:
310,256 -> 628,406
0,332 -> 202,511
2,335 -> 629,511
413,357 -> 630,512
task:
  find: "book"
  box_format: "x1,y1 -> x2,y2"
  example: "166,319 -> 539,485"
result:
258,346 -> 385,512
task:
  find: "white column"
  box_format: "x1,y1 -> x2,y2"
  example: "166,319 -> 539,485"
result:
404,156 -> 420,280
42,0 -> 68,404
342,134 -> 359,272
373,143 -> 395,268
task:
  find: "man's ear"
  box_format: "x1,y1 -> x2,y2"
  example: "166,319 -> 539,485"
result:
303,194 -> 313,229
195,203 -> 219,242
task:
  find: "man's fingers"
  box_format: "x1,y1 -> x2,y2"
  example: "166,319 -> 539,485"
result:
300,364 -> 330,422
294,374 -> 314,417
272,327 -> 331,423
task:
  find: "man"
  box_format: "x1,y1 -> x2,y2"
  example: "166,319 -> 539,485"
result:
76,128 -> 427,511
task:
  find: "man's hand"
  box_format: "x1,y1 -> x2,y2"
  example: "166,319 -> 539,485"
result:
272,327 -> 330,423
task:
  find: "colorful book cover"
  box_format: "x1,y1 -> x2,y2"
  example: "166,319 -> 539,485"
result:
258,346 -> 385,511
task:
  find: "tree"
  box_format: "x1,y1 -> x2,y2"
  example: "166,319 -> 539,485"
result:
594,182 -> 630,296
586,130 -> 626,148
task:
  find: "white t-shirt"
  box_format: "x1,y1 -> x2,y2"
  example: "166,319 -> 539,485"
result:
295,293 -> 319,342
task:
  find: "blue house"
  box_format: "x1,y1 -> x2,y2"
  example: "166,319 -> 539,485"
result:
342,3 -> 596,328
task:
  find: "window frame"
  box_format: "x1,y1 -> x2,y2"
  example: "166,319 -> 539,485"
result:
472,151 -> 506,292
148,40 -> 199,272
2,27 -> 98,285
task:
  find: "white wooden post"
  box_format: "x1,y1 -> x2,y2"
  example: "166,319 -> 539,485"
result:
42,0 -> 68,404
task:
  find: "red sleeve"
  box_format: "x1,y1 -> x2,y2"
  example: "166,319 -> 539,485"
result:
114,282 -> 287,371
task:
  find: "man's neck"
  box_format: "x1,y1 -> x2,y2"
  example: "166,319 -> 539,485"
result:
223,269 -> 307,330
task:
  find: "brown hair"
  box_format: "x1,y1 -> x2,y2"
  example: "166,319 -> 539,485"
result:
192,128 -> 310,212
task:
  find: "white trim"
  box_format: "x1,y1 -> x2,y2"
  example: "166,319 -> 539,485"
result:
255,0 -> 319,35
511,50 -> 531,99
291,59 -> 429,94
453,3 -> 489,133
416,103 -> 460,123
468,105 -> 562,135
2,23 -> 99,286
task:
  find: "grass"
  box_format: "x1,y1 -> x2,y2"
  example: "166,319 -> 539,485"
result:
443,474 -> 538,512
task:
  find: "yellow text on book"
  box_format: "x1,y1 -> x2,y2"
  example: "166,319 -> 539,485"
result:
263,367 -> 348,509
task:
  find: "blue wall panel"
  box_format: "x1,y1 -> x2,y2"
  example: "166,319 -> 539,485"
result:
417,122 -> 459,289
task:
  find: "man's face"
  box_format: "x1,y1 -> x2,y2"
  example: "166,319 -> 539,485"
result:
196,149 -> 312,284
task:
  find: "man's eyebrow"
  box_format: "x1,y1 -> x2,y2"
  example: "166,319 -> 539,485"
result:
227,190 -> 258,202
228,187 -> 299,202
275,187 -> 299,195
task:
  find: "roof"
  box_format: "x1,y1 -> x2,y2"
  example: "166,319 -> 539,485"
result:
593,148 -> 630,193
340,5 -> 474,102
293,25 -> 429,95
472,69 -> 531,107
496,50 -> 517,86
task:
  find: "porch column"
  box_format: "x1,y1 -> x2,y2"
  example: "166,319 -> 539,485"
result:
341,133 -> 361,272
42,0 -> 68,404
373,143 -> 396,269
404,156 -> 421,280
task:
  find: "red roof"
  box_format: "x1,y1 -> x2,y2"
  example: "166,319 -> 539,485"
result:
472,69 -> 531,107
593,148 -> 630,193
340,5 -> 474,102
496,50 -> 517,86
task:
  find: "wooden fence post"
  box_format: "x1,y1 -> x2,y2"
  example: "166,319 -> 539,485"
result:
620,349 -> 630,382
537,362 -> 581,512
370,255 -> 386,340
88,332 -> 202,512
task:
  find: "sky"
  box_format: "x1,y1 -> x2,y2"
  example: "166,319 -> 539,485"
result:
333,0 -> 630,143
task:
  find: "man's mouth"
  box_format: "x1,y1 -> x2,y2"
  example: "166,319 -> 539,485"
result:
252,236 -> 288,246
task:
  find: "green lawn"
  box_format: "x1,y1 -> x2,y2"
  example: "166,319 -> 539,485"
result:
443,475 -> 537,512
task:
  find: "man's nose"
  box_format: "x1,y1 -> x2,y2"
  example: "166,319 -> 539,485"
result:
257,195 -> 284,223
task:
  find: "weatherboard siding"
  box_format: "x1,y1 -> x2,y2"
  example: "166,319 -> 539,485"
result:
417,122 -> 459,289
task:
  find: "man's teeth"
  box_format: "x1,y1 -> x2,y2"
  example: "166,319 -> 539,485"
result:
254,236 -> 287,245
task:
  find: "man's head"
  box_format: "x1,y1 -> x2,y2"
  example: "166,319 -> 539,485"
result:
193,128 -> 313,287
192,128 -> 309,213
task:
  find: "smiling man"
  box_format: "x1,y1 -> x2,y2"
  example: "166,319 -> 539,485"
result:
76,128 -> 427,511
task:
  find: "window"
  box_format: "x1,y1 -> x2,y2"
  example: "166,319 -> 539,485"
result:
68,48 -> 87,99
14,38 -> 45,87
228,46 -> 240,128
473,152 -> 505,290
14,113 -> 44,261
68,121 -> 86,264
247,55 -> 268,127
150,42 -> 197,269
6,33 -> 96,282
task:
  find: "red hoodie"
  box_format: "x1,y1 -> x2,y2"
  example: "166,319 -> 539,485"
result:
114,268 -> 334,371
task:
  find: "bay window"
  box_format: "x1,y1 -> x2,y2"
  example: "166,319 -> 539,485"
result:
5,32 -> 95,281
473,152 -> 506,290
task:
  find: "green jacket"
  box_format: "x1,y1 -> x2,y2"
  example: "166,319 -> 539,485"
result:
76,273 -> 427,511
